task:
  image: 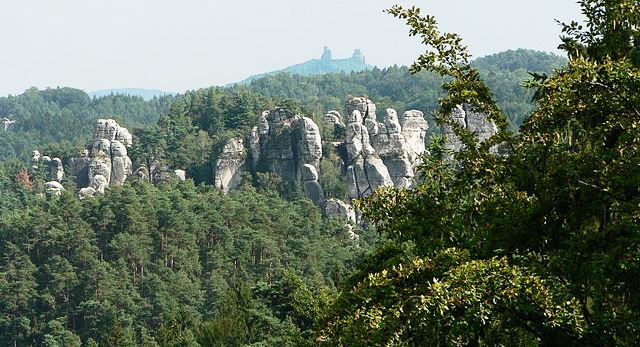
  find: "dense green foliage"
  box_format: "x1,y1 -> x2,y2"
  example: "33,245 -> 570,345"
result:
233,50 -> 565,131
0,88 -> 173,161
0,174 -> 370,346
319,1 -> 640,346
87,89 -> 175,101
0,7 -> 579,347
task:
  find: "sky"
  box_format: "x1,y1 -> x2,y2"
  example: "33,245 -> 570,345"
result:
0,0 -> 582,96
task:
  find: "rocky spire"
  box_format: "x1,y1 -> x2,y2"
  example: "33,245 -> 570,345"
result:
74,118 -> 133,197
351,49 -> 365,63
441,104 -> 497,153
321,46 -> 332,60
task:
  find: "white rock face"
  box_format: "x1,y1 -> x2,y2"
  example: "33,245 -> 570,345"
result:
44,181 -> 64,196
442,104 -> 497,153
324,198 -> 356,224
174,169 -> 186,181
31,150 -> 41,170
343,97 -> 417,199
211,98 -> 429,208
76,119 -> 134,194
50,158 -> 64,182
400,110 -> 429,164
301,163 -> 323,204
253,107 -> 325,186
90,174 -> 109,194
214,137 -> 246,193
1,117 -> 17,131
324,198 -> 358,240
78,187 -> 96,199
110,140 -> 131,185
324,110 -> 343,126
297,117 -> 323,169
369,109 -> 416,188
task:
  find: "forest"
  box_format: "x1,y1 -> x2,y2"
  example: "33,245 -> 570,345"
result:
1,0 -> 639,345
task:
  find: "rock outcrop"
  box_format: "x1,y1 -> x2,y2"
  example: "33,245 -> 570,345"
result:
50,158 -> 64,182
400,110 -> 430,164
324,198 -> 356,225
44,181 -> 64,196
343,97 -> 428,198
214,137 -> 246,193
211,97 -> 429,205
31,150 -> 41,170
31,149 -> 67,194
206,96 -> 431,238
442,104 -> 497,153
301,164 -> 323,205
30,150 -> 65,183
75,119 -> 133,197
324,198 -> 358,240
245,107 -> 325,203
324,110 -> 344,126
2,117 -> 17,131
206,95 -> 432,240
343,99 -> 394,199
174,169 -> 186,181
253,108 -> 323,185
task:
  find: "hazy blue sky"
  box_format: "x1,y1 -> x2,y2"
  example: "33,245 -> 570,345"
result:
0,0 -> 582,96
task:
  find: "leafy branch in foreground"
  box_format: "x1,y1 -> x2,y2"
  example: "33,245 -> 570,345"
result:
386,5 -> 513,156
319,1 -> 640,345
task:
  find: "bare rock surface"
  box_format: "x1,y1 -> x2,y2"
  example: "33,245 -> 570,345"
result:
214,137 -> 246,193
442,104 -> 497,153
44,181 -> 64,196
75,118 -> 134,196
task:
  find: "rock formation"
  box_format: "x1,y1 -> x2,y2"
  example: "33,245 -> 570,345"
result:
250,107 -> 324,203
50,158 -> 64,182
44,181 -> 64,196
74,119 -> 133,197
2,117 -> 17,131
214,137 -> 246,192
78,187 -> 96,199
253,108 -> 323,184
31,150 -> 41,170
31,149 -> 67,194
211,97 -> 429,206
324,198 -> 358,240
342,97 -> 428,198
324,198 -> 356,225
207,96 -> 431,238
400,110 -> 430,164
301,164 -> 323,205
324,110 -> 344,126
174,169 -> 186,181
442,104 -> 498,153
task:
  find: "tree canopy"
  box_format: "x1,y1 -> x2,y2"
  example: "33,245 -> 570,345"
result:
319,1 -> 640,345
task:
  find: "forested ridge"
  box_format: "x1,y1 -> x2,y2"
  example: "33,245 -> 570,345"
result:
2,0 -> 639,345
0,49 -> 564,166
0,88 -> 173,162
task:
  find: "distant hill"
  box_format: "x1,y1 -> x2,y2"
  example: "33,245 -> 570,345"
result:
226,49 -> 567,130
237,47 -> 373,84
472,49 -> 567,72
87,88 -> 175,100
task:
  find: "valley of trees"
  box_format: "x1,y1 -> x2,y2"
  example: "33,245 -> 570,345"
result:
1,0 -> 639,345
